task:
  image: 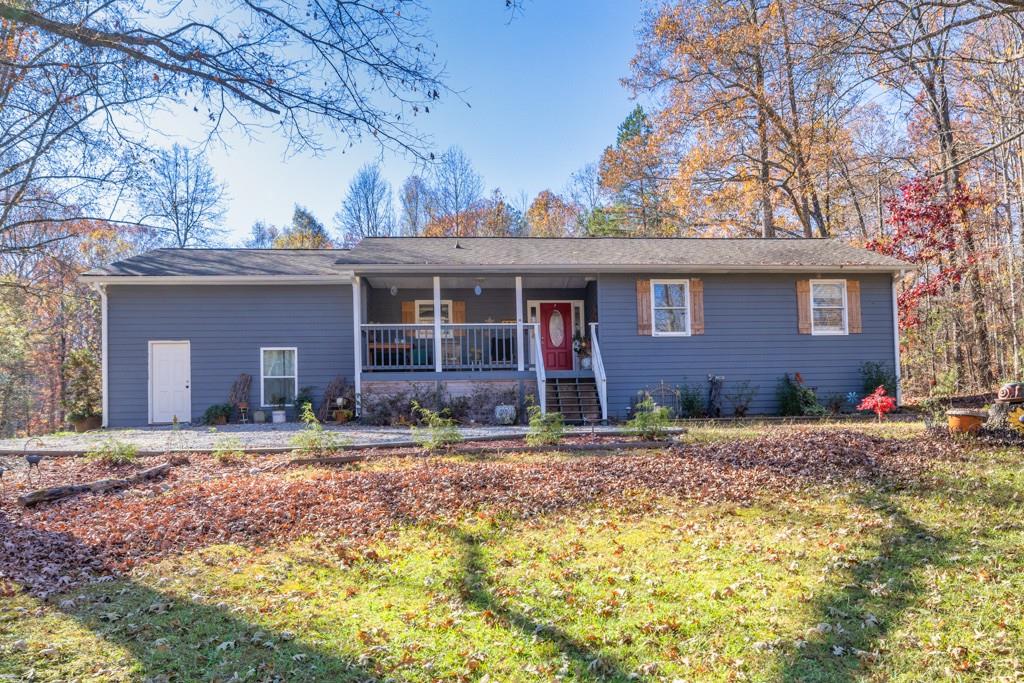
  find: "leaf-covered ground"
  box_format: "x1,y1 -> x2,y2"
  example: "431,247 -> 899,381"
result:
2,423 -> 1023,681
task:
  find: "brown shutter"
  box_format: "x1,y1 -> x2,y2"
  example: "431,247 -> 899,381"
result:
452,300 -> 466,336
847,280 -> 862,333
401,301 -> 415,324
690,279 -> 704,334
636,279 -> 652,336
796,279 -> 811,334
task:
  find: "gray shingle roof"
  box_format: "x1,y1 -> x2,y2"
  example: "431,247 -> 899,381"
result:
83,238 -> 910,278
342,237 -> 910,271
84,249 -> 348,277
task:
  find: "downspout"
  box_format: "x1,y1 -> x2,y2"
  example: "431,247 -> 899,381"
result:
892,273 -> 903,406
94,283 -> 109,428
352,276 -> 362,416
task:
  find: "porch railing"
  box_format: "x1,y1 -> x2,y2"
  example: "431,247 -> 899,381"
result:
361,323 -> 533,372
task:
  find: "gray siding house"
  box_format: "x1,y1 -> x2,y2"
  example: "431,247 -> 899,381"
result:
81,238 -> 910,427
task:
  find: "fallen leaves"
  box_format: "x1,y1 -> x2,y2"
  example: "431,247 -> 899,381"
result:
1,430 -> 957,597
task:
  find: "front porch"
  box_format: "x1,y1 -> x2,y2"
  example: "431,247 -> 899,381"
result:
352,274 -> 608,420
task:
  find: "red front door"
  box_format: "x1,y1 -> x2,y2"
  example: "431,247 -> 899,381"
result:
540,302 -> 573,370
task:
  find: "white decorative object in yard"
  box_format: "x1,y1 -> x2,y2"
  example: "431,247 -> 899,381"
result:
272,409 -> 286,424
494,404 -> 517,425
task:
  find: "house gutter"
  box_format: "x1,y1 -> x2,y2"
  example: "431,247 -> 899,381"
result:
79,273 -> 354,285
346,263 -> 910,275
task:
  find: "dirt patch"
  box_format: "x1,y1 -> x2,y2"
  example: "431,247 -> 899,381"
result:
1,430 -> 961,597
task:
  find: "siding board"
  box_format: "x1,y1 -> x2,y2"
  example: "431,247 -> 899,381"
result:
107,285 -> 353,427
596,273 -> 895,418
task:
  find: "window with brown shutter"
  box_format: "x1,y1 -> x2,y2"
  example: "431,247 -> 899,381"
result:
636,279 -> 652,335
690,278 -> 704,335
796,279 -> 811,334
401,301 -> 415,324
847,280 -> 862,333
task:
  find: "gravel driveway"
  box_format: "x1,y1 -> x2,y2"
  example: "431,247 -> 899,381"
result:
0,422 -> 622,453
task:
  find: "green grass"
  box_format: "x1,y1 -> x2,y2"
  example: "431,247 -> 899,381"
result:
3,426 -> 1023,681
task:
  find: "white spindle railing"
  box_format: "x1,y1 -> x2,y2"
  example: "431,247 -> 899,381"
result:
531,322 -> 547,413
362,323 -> 526,372
589,322 -> 607,422
361,324 -> 435,371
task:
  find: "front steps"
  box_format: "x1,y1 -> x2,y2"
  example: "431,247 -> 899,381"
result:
545,377 -> 602,424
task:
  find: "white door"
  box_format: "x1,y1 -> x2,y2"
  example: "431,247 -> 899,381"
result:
150,341 -> 191,423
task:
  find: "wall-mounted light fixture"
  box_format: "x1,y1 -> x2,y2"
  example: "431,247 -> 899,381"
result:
389,285 -> 398,296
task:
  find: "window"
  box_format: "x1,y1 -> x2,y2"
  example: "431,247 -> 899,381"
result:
651,280 -> 690,336
414,300 -> 452,324
810,280 -> 847,335
261,347 -> 297,406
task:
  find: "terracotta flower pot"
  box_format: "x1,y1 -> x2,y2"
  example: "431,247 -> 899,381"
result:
946,409 -> 987,434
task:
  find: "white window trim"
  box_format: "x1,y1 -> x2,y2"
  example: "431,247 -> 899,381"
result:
414,299 -> 453,324
651,279 -> 691,337
260,346 -> 298,407
810,279 -> 849,336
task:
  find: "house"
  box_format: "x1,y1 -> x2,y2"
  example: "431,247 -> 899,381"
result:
80,237 -> 910,427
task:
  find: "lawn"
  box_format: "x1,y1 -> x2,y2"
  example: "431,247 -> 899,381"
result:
2,423 -> 1023,681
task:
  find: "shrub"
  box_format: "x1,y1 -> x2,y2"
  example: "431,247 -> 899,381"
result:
526,402 -> 565,447
62,348 -> 101,422
86,439 -> 138,465
675,384 -> 705,418
202,403 -> 233,425
932,367 -> 958,397
857,385 -> 897,421
725,380 -> 758,417
626,395 -> 672,440
290,402 -> 347,457
411,401 -> 463,452
212,435 -> 247,464
860,361 -> 897,397
825,393 -> 846,415
776,374 -> 825,416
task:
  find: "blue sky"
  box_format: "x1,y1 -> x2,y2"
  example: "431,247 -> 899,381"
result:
165,2 -> 646,243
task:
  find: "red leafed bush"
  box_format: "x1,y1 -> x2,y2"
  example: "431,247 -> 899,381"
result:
858,385 -> 897,421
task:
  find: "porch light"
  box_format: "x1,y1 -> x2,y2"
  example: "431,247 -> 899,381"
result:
389,285 -> 398,296
473,278 -> 483,296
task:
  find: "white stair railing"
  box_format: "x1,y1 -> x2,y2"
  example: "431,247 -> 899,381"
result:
531,323 -> 547,413
589,322 -> 608,422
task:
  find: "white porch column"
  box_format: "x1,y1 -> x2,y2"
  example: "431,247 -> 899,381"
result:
515,276 -> 524,371
352,276 -> 362,415
433,276 -> 443,372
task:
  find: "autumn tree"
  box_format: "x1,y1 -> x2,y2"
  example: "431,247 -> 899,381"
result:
599,106 -> 672,235
138,144 -> 227,248
336,163 -> 396,246
273,206 -> 333,249
525,190 -> 577,237
425,147 -> 484,236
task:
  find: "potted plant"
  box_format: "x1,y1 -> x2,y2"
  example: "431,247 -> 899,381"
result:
203,403 -> 233,425
270,395 -> 288,424
573,332 -> 592,369
62,349 -> 102,432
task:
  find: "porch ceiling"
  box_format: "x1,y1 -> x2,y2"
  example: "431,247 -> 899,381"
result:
362,274 -> 593,290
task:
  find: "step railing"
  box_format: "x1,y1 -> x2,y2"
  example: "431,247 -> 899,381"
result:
589,322 -> 608,422
531,322 -> 546,413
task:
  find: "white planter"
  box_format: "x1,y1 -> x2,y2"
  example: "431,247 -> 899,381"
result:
494,404 -> 517,425
272,410 -> 287,424
581,356 -> 592,370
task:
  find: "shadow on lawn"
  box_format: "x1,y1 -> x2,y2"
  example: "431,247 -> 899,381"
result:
0,519 -> 383,682
448,526 -> 645,682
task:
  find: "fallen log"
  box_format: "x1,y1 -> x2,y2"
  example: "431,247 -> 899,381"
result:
18,462 -> 172,506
